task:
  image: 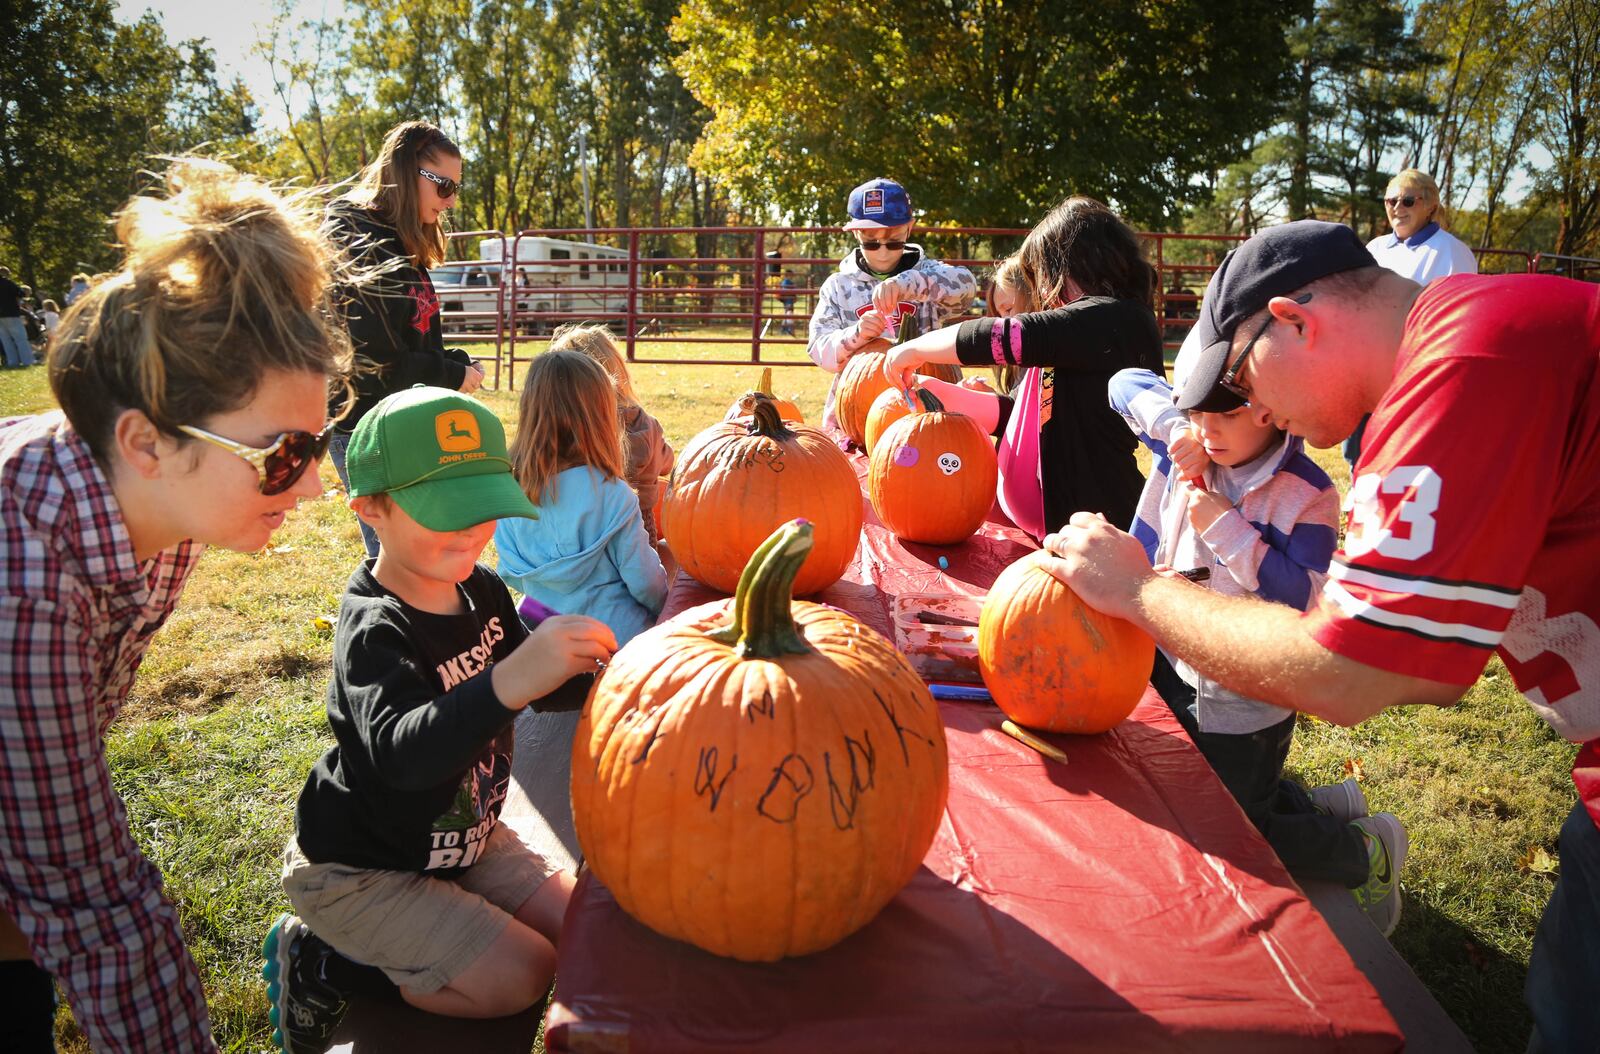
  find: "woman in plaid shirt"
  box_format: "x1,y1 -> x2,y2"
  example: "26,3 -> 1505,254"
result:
0,161 -> 352,1053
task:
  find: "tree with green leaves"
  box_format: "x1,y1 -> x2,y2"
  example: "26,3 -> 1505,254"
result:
670,0 -> 1300,228
0,0 -> 248,297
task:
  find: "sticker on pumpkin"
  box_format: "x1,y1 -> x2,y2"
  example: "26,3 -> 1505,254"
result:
937,452 -> 962,475
893,446 -> 920,467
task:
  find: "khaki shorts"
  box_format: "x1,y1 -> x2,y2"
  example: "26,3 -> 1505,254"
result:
282,824 -> 562,994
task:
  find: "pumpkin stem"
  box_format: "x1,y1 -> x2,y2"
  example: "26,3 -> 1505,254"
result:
737,391 -> 793,438
757,367 -> 775,396
708,519 -> 814,658
914,387 -> 945,414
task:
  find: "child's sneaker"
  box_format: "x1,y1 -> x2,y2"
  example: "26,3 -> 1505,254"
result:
1350,814 -> 1408,938
1309,778 -> 1368,822
262,913 -> 349,1054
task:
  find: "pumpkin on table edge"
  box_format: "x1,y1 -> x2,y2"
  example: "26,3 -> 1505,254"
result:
977,550 -> 1155,734
868,387 -> 998,545
726,367 -> 804,423
571,520 -> 949,961
662,392 -> 862,596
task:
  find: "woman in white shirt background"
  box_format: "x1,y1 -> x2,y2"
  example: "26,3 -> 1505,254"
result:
1345,168 -> 1478,467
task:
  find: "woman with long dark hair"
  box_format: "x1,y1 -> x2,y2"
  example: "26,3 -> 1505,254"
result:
327,120 -> 483,555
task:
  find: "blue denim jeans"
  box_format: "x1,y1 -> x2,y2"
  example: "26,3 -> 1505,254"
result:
327,431 -> 379,558
0,316 -> 34,367
1525,800 -> 1600,1052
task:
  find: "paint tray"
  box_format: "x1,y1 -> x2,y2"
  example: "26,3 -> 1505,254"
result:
892,592 -> 984,685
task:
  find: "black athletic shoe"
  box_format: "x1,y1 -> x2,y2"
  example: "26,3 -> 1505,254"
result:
262,913 -> 349,1054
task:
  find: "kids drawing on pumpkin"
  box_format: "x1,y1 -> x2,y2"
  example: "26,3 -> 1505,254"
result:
1108,344 -> 1408,936
264,387 -> 617,1054
805,177 -> 977,434
493,350 -> 670,865
885,195 -> 1164,541
544,323 -> 675,548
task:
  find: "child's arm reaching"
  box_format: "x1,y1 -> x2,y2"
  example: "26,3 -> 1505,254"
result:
1108,368 -> 1210,483
1181,479 -> 1340,610
808,276 -> 885,372
339,617 -> 616,790
492,615 -> 619,709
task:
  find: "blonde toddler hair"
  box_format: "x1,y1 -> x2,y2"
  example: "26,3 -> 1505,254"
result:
547,323 -> 638,407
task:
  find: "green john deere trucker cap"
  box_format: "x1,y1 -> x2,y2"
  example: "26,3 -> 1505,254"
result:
346,385 -> 537,531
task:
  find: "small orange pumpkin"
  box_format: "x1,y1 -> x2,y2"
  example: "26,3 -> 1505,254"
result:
572,520 -> 949,961
868,387 -> 998,544
727,367 -> 803,423
978,550 -> 1155,734
663,393 -> 862,595
863,386 -> 913,456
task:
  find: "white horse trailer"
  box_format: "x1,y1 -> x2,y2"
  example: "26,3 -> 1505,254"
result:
432,236 -> 630,333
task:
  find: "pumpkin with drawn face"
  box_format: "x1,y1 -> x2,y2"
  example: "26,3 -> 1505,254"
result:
571,520 -> 948,961
663,393 -> 861,595
868,388 -> 998,544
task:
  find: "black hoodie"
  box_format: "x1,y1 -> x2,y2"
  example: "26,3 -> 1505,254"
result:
327,203 -> 472,432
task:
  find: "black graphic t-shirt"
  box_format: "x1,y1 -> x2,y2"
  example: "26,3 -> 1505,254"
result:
296,561 -> 580,872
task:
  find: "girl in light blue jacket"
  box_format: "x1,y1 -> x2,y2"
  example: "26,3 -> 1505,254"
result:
496,350 -> 667,644
495,351 -> 668,865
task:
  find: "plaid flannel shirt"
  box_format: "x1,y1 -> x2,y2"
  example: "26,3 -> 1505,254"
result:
0,413 -> 214,1052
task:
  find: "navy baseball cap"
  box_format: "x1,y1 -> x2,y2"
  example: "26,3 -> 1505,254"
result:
1176,220 -> 1378,412
844,178 -> 912,230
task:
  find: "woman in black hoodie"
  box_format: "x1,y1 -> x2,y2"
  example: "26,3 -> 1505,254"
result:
327,120 -> 483,555
884,196 -> 1161,540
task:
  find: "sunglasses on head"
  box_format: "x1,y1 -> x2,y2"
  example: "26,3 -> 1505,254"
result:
178,424 -> 332,496
859,239 -> 906,251
1383,194 -> 1419,209
419,167 -> 462,199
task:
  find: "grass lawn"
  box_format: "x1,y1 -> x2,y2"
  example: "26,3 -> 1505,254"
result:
0,345 -> 1575,1053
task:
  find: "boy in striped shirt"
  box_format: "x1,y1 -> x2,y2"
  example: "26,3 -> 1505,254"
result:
1110,359 -> 1402,932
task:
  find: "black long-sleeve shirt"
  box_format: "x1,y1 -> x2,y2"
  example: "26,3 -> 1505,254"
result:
326,204 -> 471,432
955,296 -> 1163,536
295,562 -> 588,872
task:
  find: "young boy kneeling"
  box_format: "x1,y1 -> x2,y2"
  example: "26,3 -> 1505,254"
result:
262,387 -> 617,1054
1110,361 -> 1409,937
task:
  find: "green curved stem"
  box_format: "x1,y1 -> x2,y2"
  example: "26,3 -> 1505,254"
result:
914,387 -> 945,414
708,519 -> 815,658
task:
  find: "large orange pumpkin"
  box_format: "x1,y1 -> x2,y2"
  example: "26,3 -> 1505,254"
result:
978,550 -> 1155,733
572,520 -> 949,961
835,348 -> 961,446
863,386 -> 913,456
726,367 -> 803,423
868,388 -> 998,544
662,393 -> 862,595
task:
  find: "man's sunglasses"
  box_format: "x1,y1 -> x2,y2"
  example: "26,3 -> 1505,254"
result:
1219,293 -> 1313,400
178,424 -> 332,496
1383,194 -> 1418,209
419,167 -> 462,199
859,240 -> 907,251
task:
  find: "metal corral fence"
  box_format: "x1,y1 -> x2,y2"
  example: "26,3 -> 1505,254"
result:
432,227 -> 1576,389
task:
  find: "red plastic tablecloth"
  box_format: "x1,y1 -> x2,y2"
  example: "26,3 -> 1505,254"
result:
546,449 -> 1402,1052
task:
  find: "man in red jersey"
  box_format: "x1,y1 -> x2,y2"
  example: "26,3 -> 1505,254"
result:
1042,220 -> 1599,1053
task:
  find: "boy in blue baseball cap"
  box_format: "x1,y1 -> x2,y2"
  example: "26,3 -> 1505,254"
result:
806,177 -> 976,436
